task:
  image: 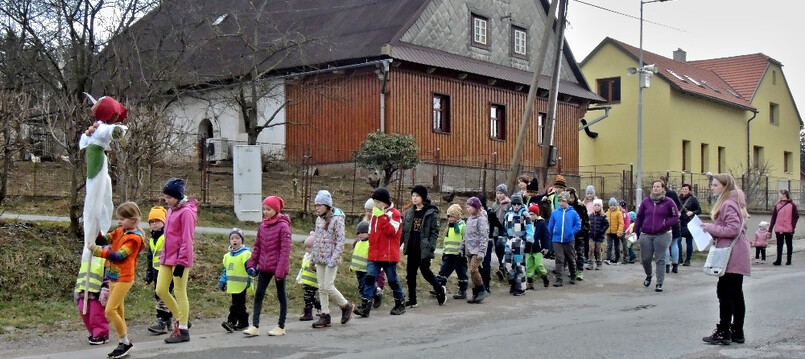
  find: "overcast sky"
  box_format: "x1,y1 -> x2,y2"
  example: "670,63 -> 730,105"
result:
563,0 -> 803,120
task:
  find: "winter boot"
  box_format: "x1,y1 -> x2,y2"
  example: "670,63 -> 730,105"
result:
353,298 -> 372,318
526,278 -> 535,290
553,278 -> 563,287
683,258 -> 691,266
221,321 -> 235,333
508,279 -> 516,294
299,306 -> 314,321
467,287 -> 479,303
496,265 -> 508,281
312,313 -> 331,328
390,298 -> 406,315
373,288 -> 383,309
474,286 -> 488,303
436,285 -> 447,305
453,290 -> 467,300
164,328 -> 190,344
672,264 -> 678,273
595,261 -> 602,270
702,324 -> 731,345
148,319 -> 170,335
730,324 -> 745,344
542,275 -> 550,287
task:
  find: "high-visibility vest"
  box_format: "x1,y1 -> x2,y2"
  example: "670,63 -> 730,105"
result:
149,234 -> 165,270
222,249 -> 251,294
350,240 -> 370,272
300,256 -> 318,288
442,220 -> 465,255
75,256 -> 107,293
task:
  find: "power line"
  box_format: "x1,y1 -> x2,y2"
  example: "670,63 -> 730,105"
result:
570,0 -> 686,32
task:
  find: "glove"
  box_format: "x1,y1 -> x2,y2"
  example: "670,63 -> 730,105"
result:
246,266 -> 258,276
372,206 -> 384,217
173,265 -> 185,277
218,282 -> 226,292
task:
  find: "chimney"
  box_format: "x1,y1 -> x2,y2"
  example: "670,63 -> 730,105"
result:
673,48 -> 687,63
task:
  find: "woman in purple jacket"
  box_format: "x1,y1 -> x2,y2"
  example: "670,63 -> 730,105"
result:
769,189 -> 799,266
242,196 -> 292,337
634,180 -> 679,292
702,173 -> 751,345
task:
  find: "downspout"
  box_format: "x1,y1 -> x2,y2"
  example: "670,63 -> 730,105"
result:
746,109 -> 758,191
578,106 -> 611,138
379,59 -> 391,133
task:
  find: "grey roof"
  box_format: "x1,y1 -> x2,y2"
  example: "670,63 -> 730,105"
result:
100,0 -> 600,102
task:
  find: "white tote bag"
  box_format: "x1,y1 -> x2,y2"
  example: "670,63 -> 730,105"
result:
703,219 -> 744,277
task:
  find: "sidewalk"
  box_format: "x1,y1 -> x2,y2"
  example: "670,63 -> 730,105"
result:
0,212 -> 309,242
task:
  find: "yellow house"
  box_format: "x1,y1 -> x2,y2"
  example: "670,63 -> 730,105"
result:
579,38 -> 801,187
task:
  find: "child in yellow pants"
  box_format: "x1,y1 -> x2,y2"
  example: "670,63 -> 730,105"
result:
89,202 -> 145,358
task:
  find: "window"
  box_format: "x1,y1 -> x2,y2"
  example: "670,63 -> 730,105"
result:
432,93 -> 451,134
490,104 -> 506,140
511,26 -> 527,58
770,102 -> 779,125
700,143 -> 709,173
753,146 -> 764,168
597,77 -> 621,103
471,14 -> 488,48
784,151 -> 793,173
682,140 -> 691,171
773,70 -> 777,85
718,146 -> 726,173
538,112 -> 546,146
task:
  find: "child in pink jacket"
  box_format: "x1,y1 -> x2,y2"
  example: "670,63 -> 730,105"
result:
752,221 -> 771,264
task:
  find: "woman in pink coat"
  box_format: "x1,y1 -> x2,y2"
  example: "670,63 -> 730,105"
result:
701,173 -> 751,345
769,189 -> 799,265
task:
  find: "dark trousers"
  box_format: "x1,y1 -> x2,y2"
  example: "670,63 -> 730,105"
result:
407,250 -> 439,303
437,254 -> 469,292
775,233 -> 794,264
252,272 -> 287,329
683,233 -> 694,262
606,233 -> 621,262
302,284 -> 321,310
153,278 -> 173,321
228,289 -> 249,327
495,236 -> 507,269
481,240 -> 493,291
574,237 -> 586,270
755,247 -> 766,260
717,273 -> 745,329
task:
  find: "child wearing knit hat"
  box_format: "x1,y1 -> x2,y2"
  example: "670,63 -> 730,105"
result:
435,204 -> 469,299
296,232 -> 322,321
502,194 -> 532,295
220,228 -> 252,332
145,206 -> 173,335
359,198 -> 387,308
604,198 -> 624,265
526,204 -> 551,288
586,199 -> 609,270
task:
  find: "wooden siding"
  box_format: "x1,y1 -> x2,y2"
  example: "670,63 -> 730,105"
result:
388,69 -> 585,172
285,70 -> 381,163
285,66 -> 586,173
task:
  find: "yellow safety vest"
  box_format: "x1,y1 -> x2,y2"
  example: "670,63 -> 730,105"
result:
149,234 -> 165,270
442,221 -> 465,255
350,240 -> 370,272
300,255 -> 318,288
75,256 -> 107,293
222,249 -> 252,294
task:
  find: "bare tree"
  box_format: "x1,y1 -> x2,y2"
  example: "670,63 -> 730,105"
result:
0,0 -> 159,236
0,91 -> 31,204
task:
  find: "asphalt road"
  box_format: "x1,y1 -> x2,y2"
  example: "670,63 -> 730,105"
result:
4,243 -> 804,359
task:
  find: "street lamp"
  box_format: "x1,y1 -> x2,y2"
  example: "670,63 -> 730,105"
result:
632,0 -> 671,207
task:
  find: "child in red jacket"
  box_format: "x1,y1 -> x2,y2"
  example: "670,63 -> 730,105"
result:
752,221 -> 771,264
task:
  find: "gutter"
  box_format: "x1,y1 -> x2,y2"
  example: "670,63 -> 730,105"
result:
578,106 -> 611,138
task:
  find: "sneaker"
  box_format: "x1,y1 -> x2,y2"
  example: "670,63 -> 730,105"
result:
88,335 -> 108,345
655,284 -> 663,292
233,323 -> 250,331
107,342 -> 133,358
340,303 -> 354,324
512,290 -> 526,296
405,300 -> 418,308
703,326 -> 731,345
164,328 -> 189,344
754,259 -> 760,264
761,260 -> 766,264
268,327 -> 286,336
436,286 -> 447,305
604,260 -> 610,265
242,326 -> 260,337
611,262 -> 619,266
147,320 -> 169,335
221,321 -> 235,333
643,276 -> 652,287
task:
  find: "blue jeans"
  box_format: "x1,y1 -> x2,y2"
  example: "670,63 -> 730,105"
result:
437,254 -> 468,291
355,271 -> 366,297
362,261 -> 404,300
665,237 -> 682,264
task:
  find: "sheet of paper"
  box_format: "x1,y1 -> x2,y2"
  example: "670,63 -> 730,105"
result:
688,215 -> 712,251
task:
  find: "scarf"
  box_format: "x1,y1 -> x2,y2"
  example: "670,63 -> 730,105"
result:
650,191 -> 667,204
229,244 -> 244,254
263,214 -> 280,227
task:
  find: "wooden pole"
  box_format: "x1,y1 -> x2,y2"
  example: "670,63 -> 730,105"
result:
538,0 -> 569,190
505,0 -> 560,195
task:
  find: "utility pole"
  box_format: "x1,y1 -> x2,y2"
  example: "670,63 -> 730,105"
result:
505,0 -> 560,195
539,0 -> 569,190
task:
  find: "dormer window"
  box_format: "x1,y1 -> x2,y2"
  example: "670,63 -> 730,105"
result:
471,14 -> 489,49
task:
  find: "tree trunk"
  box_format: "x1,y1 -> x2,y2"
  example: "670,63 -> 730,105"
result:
69,151 -> 82,238
382,168 -> 394,188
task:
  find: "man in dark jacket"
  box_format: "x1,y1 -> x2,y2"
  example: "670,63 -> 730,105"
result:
402,185 -> 446,307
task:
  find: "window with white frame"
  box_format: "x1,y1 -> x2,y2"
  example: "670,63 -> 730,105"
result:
512,26 -> 527,57
433,93 -> 451,134
490,104 -> 506,140
472,14 -> 488,47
